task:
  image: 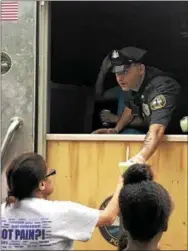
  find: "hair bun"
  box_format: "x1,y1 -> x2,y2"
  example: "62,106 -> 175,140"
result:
123,164 -> 153,186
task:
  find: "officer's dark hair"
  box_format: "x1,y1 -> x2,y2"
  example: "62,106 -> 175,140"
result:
119,163 -> 173,242
5,152 -> 47,206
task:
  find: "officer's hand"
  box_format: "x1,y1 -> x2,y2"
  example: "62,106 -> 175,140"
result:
107,128 -> 118,134
100,109 -> 112,123
92,128 -> 109,134
92,128 -> 118,134
119,154 -> 146,173
129,154 -> 146,164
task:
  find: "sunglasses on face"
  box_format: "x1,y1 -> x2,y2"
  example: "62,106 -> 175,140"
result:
45,169 -> 56,178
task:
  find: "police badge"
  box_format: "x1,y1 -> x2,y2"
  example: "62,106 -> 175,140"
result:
112,50 -> 119,59
142,103 -> 151,116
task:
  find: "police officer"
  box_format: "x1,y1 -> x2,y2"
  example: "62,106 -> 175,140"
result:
93,46 -> 181,164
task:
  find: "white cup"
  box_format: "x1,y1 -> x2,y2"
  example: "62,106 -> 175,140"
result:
119,160 -> 135,174
180,116 -> 188,132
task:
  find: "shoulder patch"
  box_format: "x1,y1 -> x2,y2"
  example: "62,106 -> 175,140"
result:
150,94 -> 166,110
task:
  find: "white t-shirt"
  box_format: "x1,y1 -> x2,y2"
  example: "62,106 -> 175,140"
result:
1,198 -> 100,250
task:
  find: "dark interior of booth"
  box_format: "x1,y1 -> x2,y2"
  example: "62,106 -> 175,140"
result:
49,1 -> 188,134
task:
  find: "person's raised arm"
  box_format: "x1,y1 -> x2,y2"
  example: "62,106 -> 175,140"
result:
96,175 -> 123,226
53,175 -> 123,242
122,88 -> 180,165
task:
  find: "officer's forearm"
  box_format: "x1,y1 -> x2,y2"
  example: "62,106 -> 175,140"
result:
139,124 -> 165,161
114,107 -> 133,133
110,114 -> 120,123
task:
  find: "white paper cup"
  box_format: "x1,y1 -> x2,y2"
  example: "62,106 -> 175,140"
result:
119,160 -> 135,174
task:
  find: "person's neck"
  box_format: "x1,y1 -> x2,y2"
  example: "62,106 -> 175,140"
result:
126,239 -> 158,251
33,191 -> 46,199
131,70 -> 146,92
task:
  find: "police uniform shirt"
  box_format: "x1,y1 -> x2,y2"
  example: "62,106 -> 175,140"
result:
95,46 -> 181,132
124,67 -> 181,130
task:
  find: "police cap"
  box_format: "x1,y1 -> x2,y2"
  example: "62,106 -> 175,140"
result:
110,46 -> 147,73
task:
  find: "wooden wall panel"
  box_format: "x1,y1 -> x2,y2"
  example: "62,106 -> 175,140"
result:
47,140 -> 187,250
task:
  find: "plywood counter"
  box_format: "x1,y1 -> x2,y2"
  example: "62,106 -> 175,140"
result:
46,134 -> 187,250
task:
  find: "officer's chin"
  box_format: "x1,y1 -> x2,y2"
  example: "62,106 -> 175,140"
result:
122,87 -> 130,91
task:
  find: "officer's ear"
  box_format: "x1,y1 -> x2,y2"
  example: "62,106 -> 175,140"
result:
139,64 -> 145,75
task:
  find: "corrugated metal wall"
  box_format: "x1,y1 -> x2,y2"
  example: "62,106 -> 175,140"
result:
1,1 -> 37,201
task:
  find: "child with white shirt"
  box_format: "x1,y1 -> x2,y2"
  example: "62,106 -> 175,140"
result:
1,152 -> 123,250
